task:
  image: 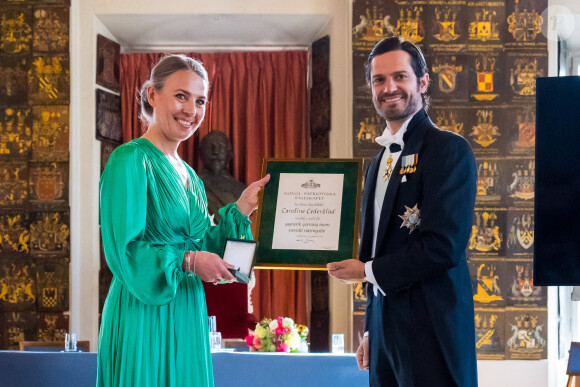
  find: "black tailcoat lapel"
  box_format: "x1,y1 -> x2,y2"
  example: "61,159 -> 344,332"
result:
375,110 -> 429,255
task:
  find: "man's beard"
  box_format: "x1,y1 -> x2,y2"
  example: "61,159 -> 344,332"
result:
374,88 -> 422,122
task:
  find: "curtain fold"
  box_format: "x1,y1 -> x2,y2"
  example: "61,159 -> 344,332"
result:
120,50 -> 310,330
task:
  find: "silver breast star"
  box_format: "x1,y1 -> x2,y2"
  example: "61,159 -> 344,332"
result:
399,204 -> 421,233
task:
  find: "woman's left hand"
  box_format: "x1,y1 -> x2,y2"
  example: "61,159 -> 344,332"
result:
235,174 -> 270,217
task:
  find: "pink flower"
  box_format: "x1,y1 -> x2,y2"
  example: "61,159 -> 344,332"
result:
276,343 -> 290,353
275,327 -> 285,335
277,316 -> 284,326
245,335 -> 254,347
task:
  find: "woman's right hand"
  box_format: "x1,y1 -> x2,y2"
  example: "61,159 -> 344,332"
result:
190,251 -> 236,284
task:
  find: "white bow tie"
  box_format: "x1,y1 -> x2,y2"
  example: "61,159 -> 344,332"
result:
375,129 -> 404,149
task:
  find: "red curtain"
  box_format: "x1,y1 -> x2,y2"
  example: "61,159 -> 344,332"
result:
120,51 -> 310,331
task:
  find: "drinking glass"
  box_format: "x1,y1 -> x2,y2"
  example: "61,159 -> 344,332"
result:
65,333 -> 77,352
332,334 -> 344,354
209,331 -> 222,350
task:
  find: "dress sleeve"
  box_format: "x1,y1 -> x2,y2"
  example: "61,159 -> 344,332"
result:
100,144 -> 185,306
201,203 -> 253,256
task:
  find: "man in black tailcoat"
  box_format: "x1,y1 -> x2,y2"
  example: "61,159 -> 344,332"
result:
328,37 -> 478,386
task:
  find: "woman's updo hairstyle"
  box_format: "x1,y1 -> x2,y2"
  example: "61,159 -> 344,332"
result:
139,54 -> 209,126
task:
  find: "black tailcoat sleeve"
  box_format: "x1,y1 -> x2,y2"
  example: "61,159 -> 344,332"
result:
360,109 -> 478,387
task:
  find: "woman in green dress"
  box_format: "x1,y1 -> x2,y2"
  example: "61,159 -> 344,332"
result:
97,54 -> 269,387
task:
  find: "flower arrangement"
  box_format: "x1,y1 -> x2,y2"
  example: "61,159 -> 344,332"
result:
245,316 -> 309,353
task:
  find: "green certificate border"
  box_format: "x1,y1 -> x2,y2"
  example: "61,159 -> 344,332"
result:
254,159 -> 363,270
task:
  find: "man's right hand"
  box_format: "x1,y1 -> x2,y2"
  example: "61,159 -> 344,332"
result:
356,335 -> 369,370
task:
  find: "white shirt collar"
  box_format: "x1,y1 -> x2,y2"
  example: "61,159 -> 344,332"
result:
374,115 -> 414,149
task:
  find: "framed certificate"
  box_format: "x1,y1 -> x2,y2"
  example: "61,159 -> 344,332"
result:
254,159 -> 363,270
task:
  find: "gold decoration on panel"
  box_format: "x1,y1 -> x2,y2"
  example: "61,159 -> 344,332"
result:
30,163 -> 65,202
510,263 -> 542,300
475,313 -> 499,349
0,264 -> 35,304
507,160 -> 535,201
510,58 -> 543,96
0,108 -> 32,155
476,161 -> 501,201
0,214 -> 29,253
468,8 -> 499,42
29,57 -> 63,100
470,110 -> 500,148
507,0 -> 543,41
432,57 -> 463,94
38,314 -> 67,342
353,6 -> 396,42
469,211 -> 502,253
38,268 -> 66,309
30,213 -> 69,253
433,6 -> 461,42
473,57 -> 498,101
507,314 -> 545,353
474,263 -> 503,303
514,107 -> 535,150
357,115 -> 382,143
7,312 -> 26,348
353,282 -> 366,301
0,164 -> 27,206
33,8 -> 68,52
32,107 -> 69,161
397,6 -> 424,43
0,12 -> 32,53
507,214 -> 534,250
435,111 -> 463,134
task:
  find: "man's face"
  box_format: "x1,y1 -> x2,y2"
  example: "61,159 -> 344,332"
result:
369,50 -> 428,124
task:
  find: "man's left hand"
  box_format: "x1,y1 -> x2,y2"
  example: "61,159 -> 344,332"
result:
327,259 -> 366,284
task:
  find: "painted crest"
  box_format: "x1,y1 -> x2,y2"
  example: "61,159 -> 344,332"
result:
470,110 -> 500,148
510,263 -> 542,301
475,312 -> 501,351
476,161 -> 501,201
433,6 -> 461,42
507,0 -> 543,41
435,111 -> 463,135
506,314 -> 546,355
473,57 -> 498,101
469,211 -> 502,253
432,58 -> 463,93
468,8 -> 499,42
510,58 -> 543,96
473,263 -> 503,303
0,11 -> 32,54
507,161 -> 535,201
397,6 -> 424,43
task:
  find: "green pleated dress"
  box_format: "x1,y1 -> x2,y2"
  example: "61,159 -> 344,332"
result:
97,138 -> 251,387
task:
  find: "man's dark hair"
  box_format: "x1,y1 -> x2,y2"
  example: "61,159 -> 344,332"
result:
365,36 -> 430,109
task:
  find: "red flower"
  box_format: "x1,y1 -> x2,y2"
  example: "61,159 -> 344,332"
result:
245,335 -> 254,346
276,343 -> 290,353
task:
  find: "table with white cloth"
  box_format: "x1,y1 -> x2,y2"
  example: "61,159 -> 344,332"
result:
0,350 -> 369,387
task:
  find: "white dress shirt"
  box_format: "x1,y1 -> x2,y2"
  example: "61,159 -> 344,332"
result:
365,116 -> 413,297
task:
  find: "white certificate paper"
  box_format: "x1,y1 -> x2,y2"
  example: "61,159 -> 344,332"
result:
271,173 -> 343,250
